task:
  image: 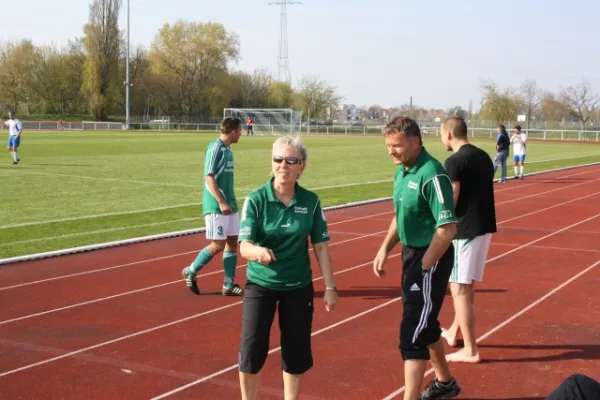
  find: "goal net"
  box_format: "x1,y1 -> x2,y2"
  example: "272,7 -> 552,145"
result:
223,108 -> 303,135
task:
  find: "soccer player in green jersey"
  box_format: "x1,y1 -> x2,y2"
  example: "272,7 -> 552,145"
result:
182,117 -> 244,296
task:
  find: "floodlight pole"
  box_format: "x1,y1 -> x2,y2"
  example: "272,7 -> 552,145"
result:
125,0 -> 131,130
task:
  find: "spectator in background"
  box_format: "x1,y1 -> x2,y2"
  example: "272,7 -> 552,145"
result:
510,125 -> 527,179
493,124 -> 510,183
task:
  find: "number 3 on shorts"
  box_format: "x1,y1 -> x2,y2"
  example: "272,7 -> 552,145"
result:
205,213 -> 240,240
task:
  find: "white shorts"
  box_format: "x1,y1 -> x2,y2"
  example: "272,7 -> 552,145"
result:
204,212 -> 240,240
449,233 -> 492,284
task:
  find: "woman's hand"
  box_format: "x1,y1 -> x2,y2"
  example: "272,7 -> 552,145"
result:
255,247 -> 276,264
323,288 -> 339,312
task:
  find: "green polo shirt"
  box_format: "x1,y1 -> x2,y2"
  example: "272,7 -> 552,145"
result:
238,178 -> 330,291
393,147 -> 457,248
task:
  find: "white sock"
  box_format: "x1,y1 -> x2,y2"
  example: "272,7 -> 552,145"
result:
519,165 -> 524,176
14,150 -> 19,161
514,166 -> 518,176
10,151 -> 17,162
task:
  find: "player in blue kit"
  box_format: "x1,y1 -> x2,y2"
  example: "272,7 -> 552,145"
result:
4,111 -> 22,164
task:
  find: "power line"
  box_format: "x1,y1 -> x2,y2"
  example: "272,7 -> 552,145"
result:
268,0 -> 301,85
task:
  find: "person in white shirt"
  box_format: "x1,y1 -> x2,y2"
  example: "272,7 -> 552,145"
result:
510,125 -> 527,179
4,111 -> 22,165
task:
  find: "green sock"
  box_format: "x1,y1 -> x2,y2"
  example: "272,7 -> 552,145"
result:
222,251 -> 237,288
189,247 -> 214,274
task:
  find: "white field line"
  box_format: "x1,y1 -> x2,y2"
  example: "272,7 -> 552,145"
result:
3,170 -> 199,188
0,253 -> 403,379
2,175 -> 600,328
527,153 -> 600,164
4,174 -> 600,293
2,165 -> 597,250
0,218 -> 201,248
380,257 -> 600,400
150,211 -> 600,400
2,163 -> 599,267
10,166 -> 592,249
2,162 -> 598,230
0,210 -> 392,292
0,180 -> 388,230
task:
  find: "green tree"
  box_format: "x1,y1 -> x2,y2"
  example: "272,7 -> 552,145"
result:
0,39 -> 36,113
479,81 -> 520,122
148,20 -> 239,117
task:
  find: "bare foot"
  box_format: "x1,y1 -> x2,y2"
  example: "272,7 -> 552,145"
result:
440,328 -> 458,347
446,349 -> 481,363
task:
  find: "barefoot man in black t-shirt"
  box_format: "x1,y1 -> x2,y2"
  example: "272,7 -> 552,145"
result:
439,116 -> 498,363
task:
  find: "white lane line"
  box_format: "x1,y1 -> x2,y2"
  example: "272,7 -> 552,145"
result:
0,253 -> 402,378
0,229 -> 387,325
380,257 -> 600,399
0,210 -> 392,292
3,165 -> 597,229
145,212 -> 600,399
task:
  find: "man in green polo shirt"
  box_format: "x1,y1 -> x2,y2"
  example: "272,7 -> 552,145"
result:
373,116 -> 461,400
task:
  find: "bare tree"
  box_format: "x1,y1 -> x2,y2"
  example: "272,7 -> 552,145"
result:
82,0 -> 122,120
295,75 -> 342,122
561,79 -> 599,131
520,79 -> 543,130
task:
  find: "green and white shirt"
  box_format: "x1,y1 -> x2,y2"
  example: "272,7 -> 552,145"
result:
238,178 -> 330,291
393,147 -> 457,248
202,138 -> 237,216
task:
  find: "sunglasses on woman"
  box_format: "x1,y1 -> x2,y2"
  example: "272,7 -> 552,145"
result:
273,156 -> 301,165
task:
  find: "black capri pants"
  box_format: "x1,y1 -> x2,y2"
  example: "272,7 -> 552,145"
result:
238,280 -> 314,375
399,244 -> 454,360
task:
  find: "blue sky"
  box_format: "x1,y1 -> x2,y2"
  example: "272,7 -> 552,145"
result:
1,0 -> 598,110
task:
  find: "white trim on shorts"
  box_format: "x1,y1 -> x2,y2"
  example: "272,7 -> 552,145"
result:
449,233 -> 492,284
204,212 -> 240,240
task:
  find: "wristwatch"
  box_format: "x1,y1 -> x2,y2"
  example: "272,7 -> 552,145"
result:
325,285 -> 337,292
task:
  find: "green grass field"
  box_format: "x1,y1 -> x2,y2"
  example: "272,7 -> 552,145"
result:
1,131 -> 600,260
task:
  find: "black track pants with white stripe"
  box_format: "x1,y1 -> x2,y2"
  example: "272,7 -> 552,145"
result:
545,374 -> 600,400
399,244 -> 454,360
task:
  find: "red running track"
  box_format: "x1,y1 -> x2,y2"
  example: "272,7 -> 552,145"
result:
1,164 -> 600,399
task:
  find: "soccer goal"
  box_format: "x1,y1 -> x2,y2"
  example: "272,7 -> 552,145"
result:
223,108 -> 303,135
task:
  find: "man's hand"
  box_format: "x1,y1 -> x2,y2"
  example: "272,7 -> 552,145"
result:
219,201 -> 232,215
323,289 -> 339,312
373,248 -> 388,278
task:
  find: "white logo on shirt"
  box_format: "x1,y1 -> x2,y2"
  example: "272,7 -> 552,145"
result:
294,206 -> 308,214
407,181 -> 418,190
439,211 -> 452,220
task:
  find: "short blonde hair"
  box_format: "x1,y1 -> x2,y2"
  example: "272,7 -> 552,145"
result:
272,135 -> 308,164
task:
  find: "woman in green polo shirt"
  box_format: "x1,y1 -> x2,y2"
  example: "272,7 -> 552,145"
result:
237,135 -> 339,400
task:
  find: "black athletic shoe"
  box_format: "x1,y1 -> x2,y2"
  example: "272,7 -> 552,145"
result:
222,283 -> 244,296
420,377 -> 461,399
182,267 -> 200,295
